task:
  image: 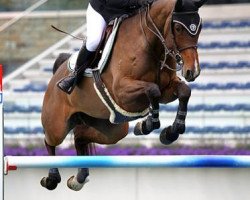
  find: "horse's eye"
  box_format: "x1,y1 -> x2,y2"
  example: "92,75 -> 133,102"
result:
174,24 -> 183,33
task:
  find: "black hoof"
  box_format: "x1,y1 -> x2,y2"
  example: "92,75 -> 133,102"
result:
160,126 -> 179,145
134,121 -> 151,135
134,116 -> 160,136
134,122 -> 143,135
40,177 -> 60,190
174,123 -> 186,135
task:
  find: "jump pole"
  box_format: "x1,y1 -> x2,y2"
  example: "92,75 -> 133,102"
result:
4,155 -> 250,174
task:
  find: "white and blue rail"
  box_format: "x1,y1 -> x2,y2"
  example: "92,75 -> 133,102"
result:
4,155 -> 250,175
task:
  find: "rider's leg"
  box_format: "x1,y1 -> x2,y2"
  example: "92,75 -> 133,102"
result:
57,46 -> 95,94
57,4 -> 107,94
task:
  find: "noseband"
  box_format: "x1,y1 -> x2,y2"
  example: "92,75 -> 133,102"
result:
140,5 -> 200,72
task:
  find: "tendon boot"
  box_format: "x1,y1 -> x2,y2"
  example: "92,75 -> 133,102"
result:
57,46 -> 95,94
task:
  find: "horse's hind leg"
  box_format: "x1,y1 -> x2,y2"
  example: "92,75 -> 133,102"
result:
160,79 -> 191,145
67,125 -> 91,191
67,115 -> 128,191
40,140 -> 61,190
41,122 -> 69,190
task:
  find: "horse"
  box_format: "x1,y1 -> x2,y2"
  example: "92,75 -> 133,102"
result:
40,0 -> 206,191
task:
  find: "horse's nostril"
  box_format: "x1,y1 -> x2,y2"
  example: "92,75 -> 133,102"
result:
186,70 -> 193,79
185,70 -> 195,82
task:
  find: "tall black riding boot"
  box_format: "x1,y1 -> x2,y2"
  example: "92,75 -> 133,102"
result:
57,46 -> 95,94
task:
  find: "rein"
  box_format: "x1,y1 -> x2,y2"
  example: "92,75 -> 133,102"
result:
178,45 -> 197,52
140,5 -> 183,72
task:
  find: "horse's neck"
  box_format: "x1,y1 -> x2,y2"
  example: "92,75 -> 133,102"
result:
145,0 -> 176,55
147,0 -> 177,68
149,0 -> 175,32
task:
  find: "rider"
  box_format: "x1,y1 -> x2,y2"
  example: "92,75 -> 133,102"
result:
57,0 -> 154,94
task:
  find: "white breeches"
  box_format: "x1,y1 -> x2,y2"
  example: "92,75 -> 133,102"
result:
86,4 -> 107,51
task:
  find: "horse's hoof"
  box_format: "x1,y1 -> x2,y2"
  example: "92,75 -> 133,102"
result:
173,123 -> 186,134
134,122 -> 144,135
40,177 -> 59,190
160,126 -> 179,145
134,121 -> 151,135
134,116 -> 159,136
67,175 -> 89,191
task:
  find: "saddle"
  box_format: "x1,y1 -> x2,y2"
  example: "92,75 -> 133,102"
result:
92,18 -> 121,67
67,15 -> 128,76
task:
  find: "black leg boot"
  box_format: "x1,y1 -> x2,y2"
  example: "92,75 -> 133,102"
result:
57,46 -> 95,94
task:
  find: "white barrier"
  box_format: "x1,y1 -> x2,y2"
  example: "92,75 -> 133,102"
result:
4,155 -> 250,175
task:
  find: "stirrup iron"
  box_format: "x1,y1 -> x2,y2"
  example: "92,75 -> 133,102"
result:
57,75 -> 77,95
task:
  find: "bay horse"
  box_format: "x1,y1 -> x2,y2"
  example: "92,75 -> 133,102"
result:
41,0 -> 206,191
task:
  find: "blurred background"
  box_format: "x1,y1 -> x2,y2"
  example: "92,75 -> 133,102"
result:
2,1 -> 250,200
1,0 -> 250,156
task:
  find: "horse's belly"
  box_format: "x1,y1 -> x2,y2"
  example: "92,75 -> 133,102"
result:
82,101 -> 110,119
73,78 -> 111,119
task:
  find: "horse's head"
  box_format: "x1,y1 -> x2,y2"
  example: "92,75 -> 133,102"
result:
172,0 -> 207,81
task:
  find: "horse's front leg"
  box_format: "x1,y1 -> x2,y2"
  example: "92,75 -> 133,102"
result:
134,93 -> 161,135
115,78 -> 161,135
160,79 -> 191,145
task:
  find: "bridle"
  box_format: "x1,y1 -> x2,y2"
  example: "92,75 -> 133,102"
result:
140,5 -> 200,72
172,11 -> 201,51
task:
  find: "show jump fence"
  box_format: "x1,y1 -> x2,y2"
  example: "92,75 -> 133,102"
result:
4,155 -> 250,175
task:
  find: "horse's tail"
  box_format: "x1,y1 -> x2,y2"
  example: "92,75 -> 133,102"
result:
53,53 -> 71,74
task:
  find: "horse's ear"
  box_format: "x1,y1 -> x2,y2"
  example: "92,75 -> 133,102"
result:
174,0 -> 183,12
193,0 -> 208,9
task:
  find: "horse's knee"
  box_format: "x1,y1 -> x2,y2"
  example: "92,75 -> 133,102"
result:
146,83 -> 161,99
177,82 -> 191,102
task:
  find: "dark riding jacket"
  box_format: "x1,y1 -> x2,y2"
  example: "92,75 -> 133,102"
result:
90,0 -> 153,22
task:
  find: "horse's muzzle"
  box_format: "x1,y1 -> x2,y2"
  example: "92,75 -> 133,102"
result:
184,70 -> 195,82
183,68 -> 200,82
